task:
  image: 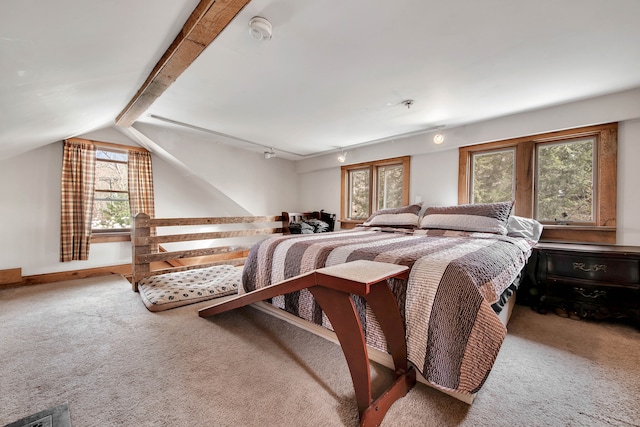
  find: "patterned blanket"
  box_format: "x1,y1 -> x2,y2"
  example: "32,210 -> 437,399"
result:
242,228 -> 535,396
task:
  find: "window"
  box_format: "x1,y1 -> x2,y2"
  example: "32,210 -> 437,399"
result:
61,137 -> 155,253
93,149 -> 130,231
471,148 -> 515,204
535,138 -> 595,223
459,123 -> 617,243
341,156 -> 410,224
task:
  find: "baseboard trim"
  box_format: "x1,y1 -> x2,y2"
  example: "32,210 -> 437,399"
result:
0,268 -> 22,285
0,264 -> 132,290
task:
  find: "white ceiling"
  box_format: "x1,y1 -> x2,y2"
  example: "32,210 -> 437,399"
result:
2,0 -> 640,161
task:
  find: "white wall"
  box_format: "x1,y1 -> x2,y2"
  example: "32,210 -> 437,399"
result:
3,88 -> 640,276
0,125 -> 300,276
134,123 -> 299,217
0,128 -> 135,275
617,118 -> 640,245
297,88 -> 640,244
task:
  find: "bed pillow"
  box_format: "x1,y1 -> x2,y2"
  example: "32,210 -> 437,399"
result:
507,215 -> 543,241
419,201 -> 514,235
362,203 -> 422,229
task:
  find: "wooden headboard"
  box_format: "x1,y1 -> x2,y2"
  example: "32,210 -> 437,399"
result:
281,211 -> 321,234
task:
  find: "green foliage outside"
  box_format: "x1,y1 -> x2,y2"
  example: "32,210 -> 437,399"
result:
93,156 -> 131,229
94,199 -> 131,229
377,165 -> 403,210
472,150 -> 515,203
536,139 -> 593,222
348,165 -> 404,219
349,169 -> 370,219
472,139 -> 594,223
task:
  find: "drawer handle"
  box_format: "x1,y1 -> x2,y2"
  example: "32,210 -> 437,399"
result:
573,287 -> 607,299
572,262 -> 607,273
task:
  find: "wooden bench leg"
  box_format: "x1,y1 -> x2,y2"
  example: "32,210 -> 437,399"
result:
309,286 -> 372,415
364,282 -> 409,376
310,284 -> 416,427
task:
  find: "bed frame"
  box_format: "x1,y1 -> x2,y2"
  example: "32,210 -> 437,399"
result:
131,213 -> 517,408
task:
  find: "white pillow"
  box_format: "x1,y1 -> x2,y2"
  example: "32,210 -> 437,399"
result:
506,215 -> 543,241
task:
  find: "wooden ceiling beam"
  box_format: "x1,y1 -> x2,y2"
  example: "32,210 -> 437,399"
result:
116,0 -> 251,127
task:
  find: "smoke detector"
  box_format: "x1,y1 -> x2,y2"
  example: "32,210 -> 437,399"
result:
249,16 -> 272,41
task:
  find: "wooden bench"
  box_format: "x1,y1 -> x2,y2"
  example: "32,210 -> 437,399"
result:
199,260 -> 415,427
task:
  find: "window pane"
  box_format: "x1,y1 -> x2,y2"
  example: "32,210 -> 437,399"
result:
94,150 -> 130,230
348,169 -> 370,219
536,138 -> 594,223
377,165 -> 403,210
95,160 -> 128,191
92,200 -> 131,229
96,149 -> 127,162
471,149 -> 515,203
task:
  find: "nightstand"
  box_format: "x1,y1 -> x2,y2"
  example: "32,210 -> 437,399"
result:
533,242 -> 640,325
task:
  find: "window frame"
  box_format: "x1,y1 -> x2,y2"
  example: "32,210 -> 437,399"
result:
93,147 -> 131,235
340,156 -> 410,226
66,138 -> 150,243
458,123 -> 617,243
534,136 -> 597,225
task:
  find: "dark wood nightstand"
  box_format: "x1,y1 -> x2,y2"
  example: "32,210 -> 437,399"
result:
532,242 -> 640,325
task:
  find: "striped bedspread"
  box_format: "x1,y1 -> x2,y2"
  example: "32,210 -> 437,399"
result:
242,228 -> 535,396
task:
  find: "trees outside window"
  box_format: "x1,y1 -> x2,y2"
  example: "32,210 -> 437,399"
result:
536,138 -> 595,223
471,149 -> 515,204
377,164 -> 404,211
459,123 -> 617,243
93,149 -> 131,230
341,156 -> 410,224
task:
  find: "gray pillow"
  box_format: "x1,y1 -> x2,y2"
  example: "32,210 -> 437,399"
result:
419,201 -> 514,235
362,203 -> 422,229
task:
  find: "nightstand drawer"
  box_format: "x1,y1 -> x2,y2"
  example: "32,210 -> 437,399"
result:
546,253 -> 640,285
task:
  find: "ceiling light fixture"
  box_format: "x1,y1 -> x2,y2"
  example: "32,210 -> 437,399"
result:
337,150 -> 347,163
433,132 -> 445,144
248,16 -> 272,41
264,148 -> 276,159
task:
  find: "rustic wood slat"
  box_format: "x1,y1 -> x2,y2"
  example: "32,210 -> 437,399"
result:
136,245 -> 253,264
149,216 -> 282,227
131,212 -> 290,289
138,258 -> 247,279
138,228 -> 282,245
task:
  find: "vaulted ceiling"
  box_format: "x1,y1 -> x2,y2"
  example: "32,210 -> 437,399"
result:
2,0 -> 640,161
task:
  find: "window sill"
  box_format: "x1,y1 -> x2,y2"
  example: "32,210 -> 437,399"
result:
540,225 -> 616,244
91,232 -> 131,243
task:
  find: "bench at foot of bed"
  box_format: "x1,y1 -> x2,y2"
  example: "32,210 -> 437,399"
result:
199,260 -> 415,427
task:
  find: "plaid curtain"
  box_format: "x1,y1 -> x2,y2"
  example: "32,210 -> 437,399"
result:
128,150 -> 156,252
60,140 -> 96,261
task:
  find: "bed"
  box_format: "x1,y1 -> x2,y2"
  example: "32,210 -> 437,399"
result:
132,203 -> 541,425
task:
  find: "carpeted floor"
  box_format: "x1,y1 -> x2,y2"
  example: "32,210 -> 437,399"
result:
1,275 -> 638,426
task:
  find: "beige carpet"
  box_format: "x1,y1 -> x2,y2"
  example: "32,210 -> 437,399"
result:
1,275 -> 638,427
